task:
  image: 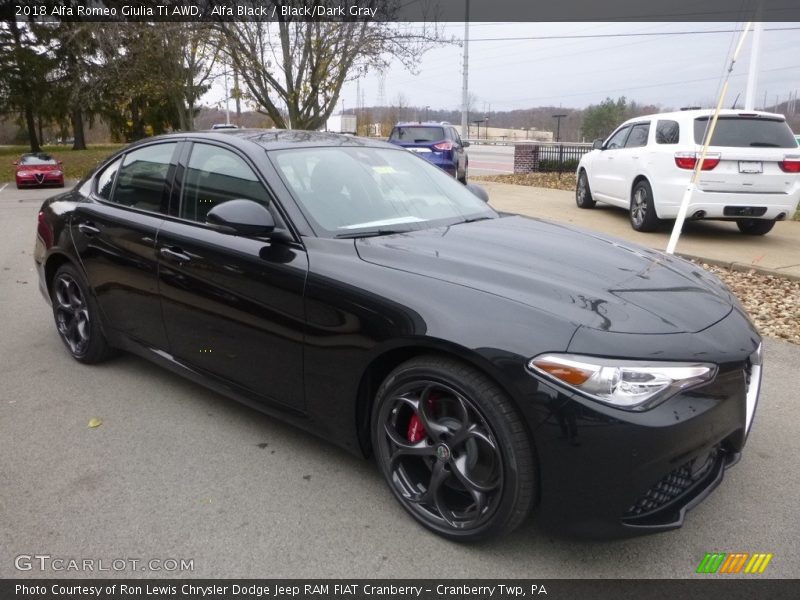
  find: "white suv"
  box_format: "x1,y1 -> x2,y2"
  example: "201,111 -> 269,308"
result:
576,109 -> 800,235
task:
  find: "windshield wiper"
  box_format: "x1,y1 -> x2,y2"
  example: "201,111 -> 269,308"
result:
749,142 -> 780,147
335,229 -> 409,239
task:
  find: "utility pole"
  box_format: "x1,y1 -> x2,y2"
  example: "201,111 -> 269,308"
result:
233,65 -> 241,121
460,0 -> 469,138
744,3 -> 763,111
224,60 -> 231,126
552,113 -> 567,142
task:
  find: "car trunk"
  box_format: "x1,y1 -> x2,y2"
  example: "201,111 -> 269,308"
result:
694,115 -> 798,194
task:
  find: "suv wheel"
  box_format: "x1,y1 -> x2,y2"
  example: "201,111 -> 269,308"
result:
736,218 -> 776,235
458,160 -> 468,185
576,170 -> 596,208
630,180 -> 661,232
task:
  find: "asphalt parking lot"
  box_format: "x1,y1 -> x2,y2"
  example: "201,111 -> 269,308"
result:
1,184 -> 799,578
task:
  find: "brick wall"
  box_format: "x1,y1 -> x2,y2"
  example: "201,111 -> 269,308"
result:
514,144 -> 539,174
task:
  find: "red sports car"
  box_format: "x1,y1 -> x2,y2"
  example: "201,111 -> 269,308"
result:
14,153 -> 65,188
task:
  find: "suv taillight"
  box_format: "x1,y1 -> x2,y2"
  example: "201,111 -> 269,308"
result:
674,152 -> 721,171
779,157 -> 800,173
432,142 -> 454,151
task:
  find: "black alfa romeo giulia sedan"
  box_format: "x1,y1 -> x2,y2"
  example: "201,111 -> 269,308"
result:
34,130 -> 762,541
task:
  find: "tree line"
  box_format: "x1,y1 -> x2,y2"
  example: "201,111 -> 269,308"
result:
0,1 -> 442,151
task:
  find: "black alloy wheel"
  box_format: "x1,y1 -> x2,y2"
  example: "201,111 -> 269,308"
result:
51,264 -> 114,363
575,170 -> 596,208
372,356 -> 535,541
630,179 -> 661,232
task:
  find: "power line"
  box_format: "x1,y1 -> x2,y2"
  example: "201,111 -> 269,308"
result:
469,26 -> 800,42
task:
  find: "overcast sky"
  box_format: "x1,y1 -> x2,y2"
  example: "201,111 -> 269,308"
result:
206,22 -> 800,114
345,22 -> 800,112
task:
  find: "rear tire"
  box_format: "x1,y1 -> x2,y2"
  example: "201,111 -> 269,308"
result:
458,160 -> 468,184
372,355 -> 536,542
575,170 -> 596,208
630,180 -> 661,232
51,263 -> 115,364
736,218 -> 775,236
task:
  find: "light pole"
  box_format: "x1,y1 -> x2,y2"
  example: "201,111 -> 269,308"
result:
425,106 -> 430,121
552,113 -> 567,142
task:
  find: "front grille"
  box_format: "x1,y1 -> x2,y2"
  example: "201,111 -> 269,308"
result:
625,447 -> 719,518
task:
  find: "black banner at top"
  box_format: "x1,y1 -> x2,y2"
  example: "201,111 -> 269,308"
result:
5,0 -> 800,22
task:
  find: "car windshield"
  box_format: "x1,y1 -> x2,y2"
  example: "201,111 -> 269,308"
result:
694,116 -> 797,148
271,146 -> 495,236
19,153 -> 57,165
389,127 -> 445,143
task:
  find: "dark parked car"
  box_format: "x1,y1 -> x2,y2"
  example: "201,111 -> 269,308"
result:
15,153 -> 65,188
388,122 -> 469,182
34,130 -> 762,541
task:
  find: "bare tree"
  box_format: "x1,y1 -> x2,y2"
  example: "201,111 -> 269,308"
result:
218,2 -> 444,130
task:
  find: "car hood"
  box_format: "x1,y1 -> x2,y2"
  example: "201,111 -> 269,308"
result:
355,215 -> 733,334
18,164 -> 60,171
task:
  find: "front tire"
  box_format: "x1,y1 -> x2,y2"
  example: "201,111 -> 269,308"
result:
51,264 -> 114,363
630,179 -> 661,232
736,218 -> 775,236
576,170 -> 596,208
458,160 -> 468,185
372,356 -> 535,541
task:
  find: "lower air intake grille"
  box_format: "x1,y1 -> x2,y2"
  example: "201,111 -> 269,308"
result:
625,447 -> 719,518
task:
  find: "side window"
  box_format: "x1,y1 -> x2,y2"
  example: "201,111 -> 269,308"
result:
112,143 -> 177,213
95,157 -> 122,201
180,143 -> 270,223
452,128 -> 463,145
656,120 -> 680,144
625,123 -> 650,148
605,126 -> 630,149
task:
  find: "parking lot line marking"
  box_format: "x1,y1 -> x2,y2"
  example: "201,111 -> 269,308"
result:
0,184 -> 8,193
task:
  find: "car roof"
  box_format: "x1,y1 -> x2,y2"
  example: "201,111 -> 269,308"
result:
115,129 -> 398,152
394,122 -> 449,127
619,108 -> 786,126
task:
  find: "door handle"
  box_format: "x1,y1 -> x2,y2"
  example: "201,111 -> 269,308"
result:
78,223 -> 100,236
159,246 -> 192,264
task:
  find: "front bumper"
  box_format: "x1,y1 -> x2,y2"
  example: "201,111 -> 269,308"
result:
528,314 -> 761,538
17,172 -> 64,187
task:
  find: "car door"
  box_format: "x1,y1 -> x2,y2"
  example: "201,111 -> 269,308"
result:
612,121 -> 651,203
451,127 -> 466,174
71,141 -> 180,349
156,141 -> 308,410
591,125 -> 630,201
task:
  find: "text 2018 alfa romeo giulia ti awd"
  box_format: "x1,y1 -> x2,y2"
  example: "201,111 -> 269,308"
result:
34,130 -> 762,541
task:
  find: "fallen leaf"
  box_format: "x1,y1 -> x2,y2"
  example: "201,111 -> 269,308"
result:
87,417 -> 102,428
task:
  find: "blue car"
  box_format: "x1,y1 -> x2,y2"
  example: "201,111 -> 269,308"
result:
388,122 -> 469,182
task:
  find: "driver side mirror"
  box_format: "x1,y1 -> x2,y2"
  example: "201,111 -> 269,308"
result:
462,141 -> 470,148
592,139 -> 604,150
206,199 -> 275,237
12,161 -> 18,166
466,183 -> 489,203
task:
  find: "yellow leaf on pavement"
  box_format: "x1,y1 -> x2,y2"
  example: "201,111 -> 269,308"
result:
87,418 -> 102,428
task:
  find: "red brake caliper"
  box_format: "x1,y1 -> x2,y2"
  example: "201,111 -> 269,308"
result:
407,393 -> 439,442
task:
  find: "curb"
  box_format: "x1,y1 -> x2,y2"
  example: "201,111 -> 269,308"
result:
678,253 -> 800,282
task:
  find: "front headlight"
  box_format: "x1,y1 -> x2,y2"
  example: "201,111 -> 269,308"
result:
528,353 -> 717,410
51,170 -> 62,176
